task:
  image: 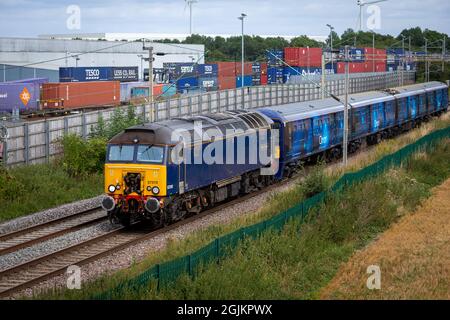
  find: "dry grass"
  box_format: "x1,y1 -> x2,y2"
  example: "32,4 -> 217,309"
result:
320,177 -> 450,300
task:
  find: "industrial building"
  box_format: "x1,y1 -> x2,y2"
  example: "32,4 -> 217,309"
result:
0,37 -> 205,82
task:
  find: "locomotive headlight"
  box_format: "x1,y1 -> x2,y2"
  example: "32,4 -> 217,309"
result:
116,184 -> 121,190
152,186 -> 160,195
146,186 -> 152,192
108,185 -> 116,193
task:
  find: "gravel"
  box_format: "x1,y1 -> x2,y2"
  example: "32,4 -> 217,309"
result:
0,196 -> 104,236
9,178 -> 301,299
0,220 -> 118,272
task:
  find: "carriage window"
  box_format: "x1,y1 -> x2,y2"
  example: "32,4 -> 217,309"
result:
108,145 -> 135,162
137,145 -> 164,163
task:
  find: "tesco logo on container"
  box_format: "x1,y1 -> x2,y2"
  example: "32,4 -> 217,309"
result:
202,80 -> 215,87
85,69 -> 100,80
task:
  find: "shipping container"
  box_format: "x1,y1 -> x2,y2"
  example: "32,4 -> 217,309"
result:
266,49 -> 284,66
284,47 -> 322,67
260,74 -> 268,85
267,67 -> 284,84
197,64 -> 218,76
199,77 -> 218,91
235,62 -> 253,76
41,81 -> 120,109
236,75 -> 252,88
261,62 -> 268,75
176,77 -> 198,93
218,76 -> 236,90
283,67 -> 322,82
375,62 -> 386,72
120,81 -> 149,103
215,62 -> 236,77
59,67 -> 138,82
252,63 -> 261,74
0,82 -> 41,112
161,84 -> 177,98
337,62 -> 368,74
325,62 -> 337,74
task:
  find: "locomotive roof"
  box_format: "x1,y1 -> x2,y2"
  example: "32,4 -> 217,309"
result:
258,90 -> 393,123
108,111 -> 273,146
389,81 -> 448,98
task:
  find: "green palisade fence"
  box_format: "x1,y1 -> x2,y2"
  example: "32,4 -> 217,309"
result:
93,125 -> 450,300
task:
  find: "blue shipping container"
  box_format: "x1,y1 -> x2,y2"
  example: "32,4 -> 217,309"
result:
197,64 -> 218,76
0,82 -> 40,112
8,77 -> 49,85
267,67 -> 284,84
236,75 -> 252,88
283,67 -> 322,83
266,50 -> 284,66
199,77 -> 218,91
161,84 -> 177,98
120,81 -> 149,103
59,67 -> 138,82
177,77 -> 198,93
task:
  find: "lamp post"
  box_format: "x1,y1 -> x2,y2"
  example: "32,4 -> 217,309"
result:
326,24 -> 334,70
238,13 -> 247,107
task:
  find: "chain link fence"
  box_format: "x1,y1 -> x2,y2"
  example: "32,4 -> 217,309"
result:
1,71 -> 415,166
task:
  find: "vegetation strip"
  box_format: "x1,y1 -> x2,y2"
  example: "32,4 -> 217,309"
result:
81,125 -> 450,299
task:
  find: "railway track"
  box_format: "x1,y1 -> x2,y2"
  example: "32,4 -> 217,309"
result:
0,207 -> 105,256
0,182 -> 292,298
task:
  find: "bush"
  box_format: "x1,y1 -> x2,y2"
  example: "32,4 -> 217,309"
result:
60,134 -> 107,177
298,163 -> 330,198
91,106 -> 144,140
0,167 -> 25,201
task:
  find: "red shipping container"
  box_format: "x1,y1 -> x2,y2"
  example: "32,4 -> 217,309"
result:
364,47 -> 376,61
235,62 -> 253,76
218,76 -> 236,90
350,62 -> 366,73
260,74 -> 268,85
376,49 -> 387,64
337,62 -> 346,74
42,81 -> 120,110
214,62 -> 236,77
375,62 -> 386,72
284,47 -> 322,67
261,62 -> 268,75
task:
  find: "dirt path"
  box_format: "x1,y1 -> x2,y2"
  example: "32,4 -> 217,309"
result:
320,177 -> 450,300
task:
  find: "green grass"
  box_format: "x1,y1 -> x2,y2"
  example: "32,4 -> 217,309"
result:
35,137 -> 450,300
0,164 -> 103,222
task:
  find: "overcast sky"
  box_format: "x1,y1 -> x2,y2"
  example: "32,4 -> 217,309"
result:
1,0 -> 449,38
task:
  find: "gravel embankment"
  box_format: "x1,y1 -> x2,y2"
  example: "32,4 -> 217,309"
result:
0,196 -> 104,235
13,178 -> 301,299
0,220 -> 118,272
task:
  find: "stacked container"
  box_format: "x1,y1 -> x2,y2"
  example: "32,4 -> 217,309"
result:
215,62 -> 236,90
266,49 -> 284,84
251,62 -> 261,86
284,47 -> 322,68
198,64 -> 219,92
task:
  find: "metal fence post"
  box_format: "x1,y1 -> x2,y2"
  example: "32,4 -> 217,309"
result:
45,121 -> 50,163
64,117 -> 69,135
81,113 -> 87,139
2,138 -> 8,166
166,100 -> 170,120
23,123 -> 29,165
177,98 -> 182,117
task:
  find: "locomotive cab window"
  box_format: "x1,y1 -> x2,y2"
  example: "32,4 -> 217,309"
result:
136,145 -> 165,164
108,145 -> 135,162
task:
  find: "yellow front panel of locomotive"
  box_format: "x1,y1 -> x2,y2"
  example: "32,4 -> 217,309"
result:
104,163 -> 167,197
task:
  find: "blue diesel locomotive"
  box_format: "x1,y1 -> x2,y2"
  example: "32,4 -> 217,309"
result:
102,81 -> 448,226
